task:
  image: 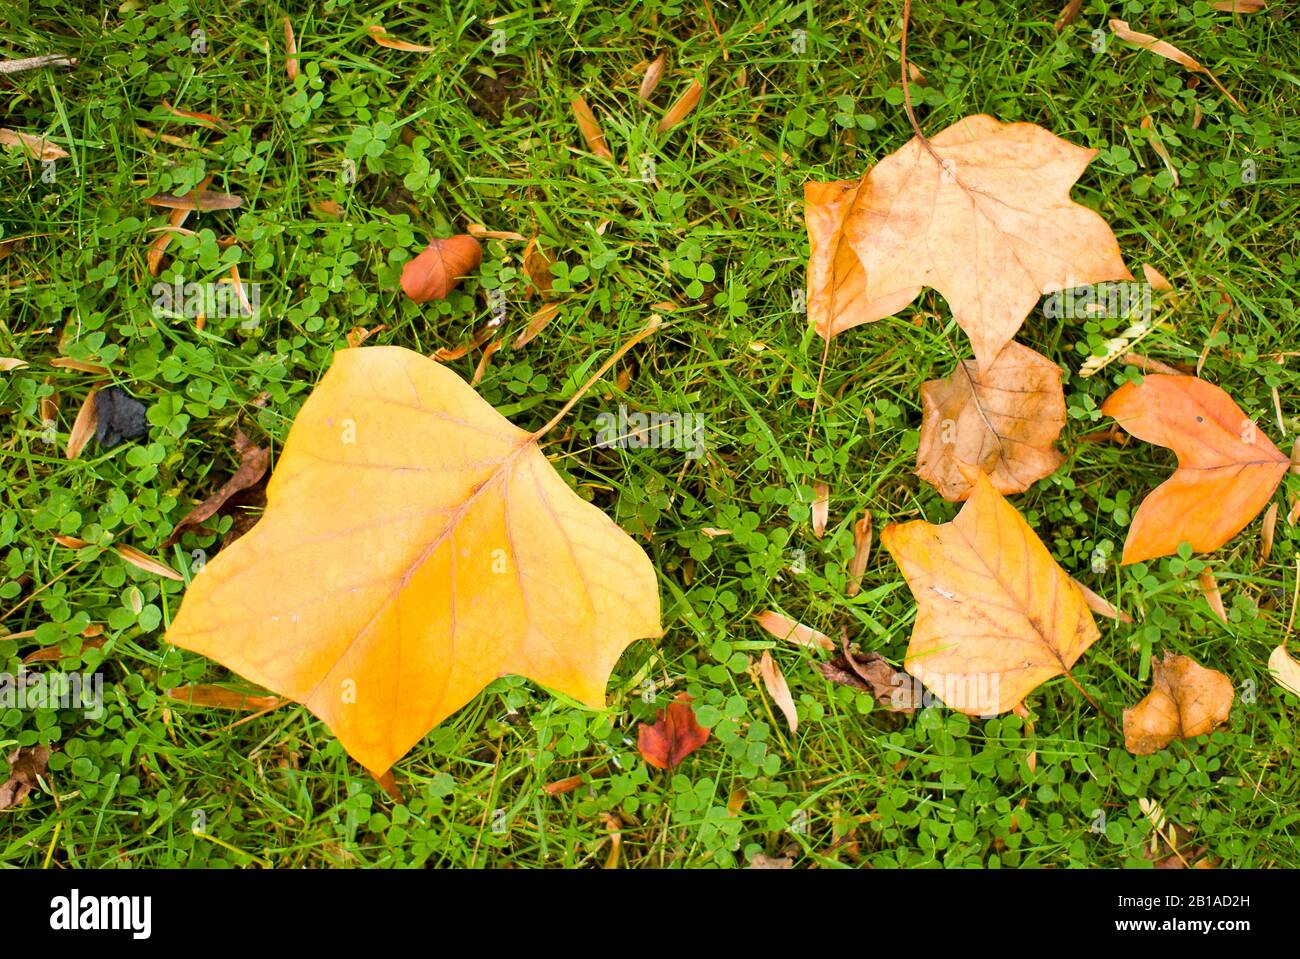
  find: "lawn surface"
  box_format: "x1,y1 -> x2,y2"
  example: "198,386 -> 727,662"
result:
1,0 -> 1297,867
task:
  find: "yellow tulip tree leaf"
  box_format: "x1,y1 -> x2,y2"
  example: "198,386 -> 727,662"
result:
167,346 -> 662,775
804,114 -> 1131,371
881,466 -> 1100,716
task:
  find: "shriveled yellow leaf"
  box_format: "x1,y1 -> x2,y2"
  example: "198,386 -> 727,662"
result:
916,342 -> 1066,501
804,115 -> 1130,371
1124,653 -> 1233,755
166,346 -> 662,775
881,465 -> 1100,715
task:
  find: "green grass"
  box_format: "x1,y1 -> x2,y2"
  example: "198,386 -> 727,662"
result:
1,0 -> 1297,868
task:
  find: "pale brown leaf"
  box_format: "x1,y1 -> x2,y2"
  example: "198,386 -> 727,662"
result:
658,79 -> 703,133
758,651 -> 798,733
846,512 -> 872,597
115,544 -> 184,581
570,95 -> 613,161
755,611 -> 834,652
638,52 -> 667,101
65,388 -> 99,459
811,481 -> 829,538
367,25 -> 434,52
1109,19 -> 1244,111
0,128 -> 68,161
1124,653 -> 1233,754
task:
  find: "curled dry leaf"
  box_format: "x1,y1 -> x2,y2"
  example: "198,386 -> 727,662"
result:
1,357 -> 28,372
166,684 -> 282,711
811,481 -> 829,538
1109,20 -> 1244,111
637,693 -> 710,769
1102,375 -> 1289,564
115,544 -> 183,581
400,235 -> 483,303
846,512 -> 872,597
367,25 -> 435,52
0,128 -> 69,161
638,52 -> 667,101
804,114 -> 1130,372
1123,653 -> 1234,755
758,651 -> 798,733
467,224 -> 526,241
570,95 -> 613,161
166,429 -> 271,546
916,342 -> 1066,501
49,358 -> 110,374
882,465 -> 1100,716
754,610 -> 834,652
1267,644 -> 1300,697
1141,263 -> 1174,292
0,746 -> 50,810
514,302 -> 561,349
819,649 -> 919,713
658,78 -> 703,133
1260,502 -> 1278,563
144,190 -> 243,212
166,346 -> 661,775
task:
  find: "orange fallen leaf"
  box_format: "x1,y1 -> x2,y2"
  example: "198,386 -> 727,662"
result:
916,342 -> 1066,501
367,25 -> 434,52
570,95 -> 613,161
400,235 -> 482,303
1073,578 -> 1133,624
49,358 -> 110,374
804,114 -> 1130,372
882,465 -> 1100,716
637,693 -> 710,769
658,78 -> 704,133
23,637 -> 105,664
346,324 -> 386,349
166,342 -> 662,775
1109,20 -> 1244,112
1260,502 -> 1278,563
166,684 -> 283,711
1197,568 -> 1228,623
159,100 -> 226,128
1102,375 -> 1288,564
754,610 -> 834,652
846,512 -> 872,597
543,774 -> 585,796
758,651 -> 798,733
1210,0 -> 1266,10
1123,653 -> 1233,755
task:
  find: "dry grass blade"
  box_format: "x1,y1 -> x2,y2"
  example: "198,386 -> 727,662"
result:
638,52 -> 667,100
658,78 -> 703,133
846,512 -> 872,597
0,128 -> 69,161
570,95 -> 613,160
65,388 -> 100,459
0,54 -> 77,75
115,544 -> 184,581
514,302 -> 561,348
754,610 -> 834,652
144,190 -> 243,212
1198,568 -> 1228,623
1109,19 -> 1244,111
367,25 -> 434,52
758,651 -> 798,733
284,17 -> 299,81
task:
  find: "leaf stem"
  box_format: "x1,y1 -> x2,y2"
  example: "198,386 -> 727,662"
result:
532,315 -> 663,440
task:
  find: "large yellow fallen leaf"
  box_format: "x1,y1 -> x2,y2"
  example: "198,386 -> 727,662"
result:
167,346 -> 662,775
1123,653 -> 1233,755
916,342 -> 1066,501
1102,374 -> 1288,564
804,114 -> 1131,371
881,466 -> 1100,716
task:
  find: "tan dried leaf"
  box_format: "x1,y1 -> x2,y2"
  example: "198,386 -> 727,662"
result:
754,611 -> 834,652
1123,653 -> 1233,755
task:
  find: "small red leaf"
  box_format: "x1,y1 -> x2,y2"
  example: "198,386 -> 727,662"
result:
637,693 -> 710,769
400,235 -> 483,303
